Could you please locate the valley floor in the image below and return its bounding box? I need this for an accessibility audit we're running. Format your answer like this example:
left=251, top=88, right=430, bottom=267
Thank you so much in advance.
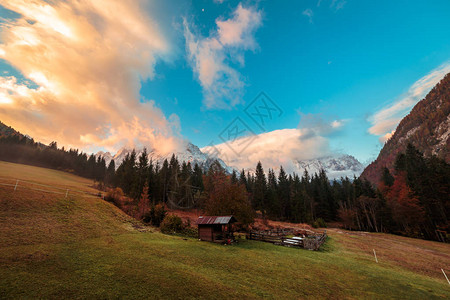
left=0, top=161, right=449, bottom=299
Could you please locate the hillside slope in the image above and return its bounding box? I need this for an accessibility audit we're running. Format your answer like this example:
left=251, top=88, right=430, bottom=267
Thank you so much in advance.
left=0, top=161, right=141, bottom=247
left=0, top=121, right=20, bottom=138
left=361, top=73, right=450, bottom=184
left=0, top=162, right=449, bottom=299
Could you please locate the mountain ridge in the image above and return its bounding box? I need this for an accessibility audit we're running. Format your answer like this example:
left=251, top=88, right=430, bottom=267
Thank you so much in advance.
left=95, top=143, right=232, bottom=173
left=361, top=72, right=450, bottom=184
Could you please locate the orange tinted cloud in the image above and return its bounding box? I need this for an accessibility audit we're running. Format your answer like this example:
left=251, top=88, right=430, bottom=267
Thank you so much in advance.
left=0, top=0, right=182, bottom=154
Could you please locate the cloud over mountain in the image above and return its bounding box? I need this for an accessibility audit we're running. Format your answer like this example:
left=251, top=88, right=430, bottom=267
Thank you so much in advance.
left=202, top=114, right=348, bottom=175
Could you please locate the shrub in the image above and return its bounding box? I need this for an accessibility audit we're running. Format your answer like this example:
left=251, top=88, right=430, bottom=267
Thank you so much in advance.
left=142, top=203, right=167, bottom=226
left=160, top=215, right=184, bottom=234
left=182, top=225, right=198, bottom=238
left=317, top=218, right=327, bottom=228
left=105, top=187, right=124, bottom=207
left=312, top=218, right=327, bottom=228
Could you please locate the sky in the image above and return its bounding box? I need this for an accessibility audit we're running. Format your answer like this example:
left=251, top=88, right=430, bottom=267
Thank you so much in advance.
left=0, top=0, right=449, bottom=169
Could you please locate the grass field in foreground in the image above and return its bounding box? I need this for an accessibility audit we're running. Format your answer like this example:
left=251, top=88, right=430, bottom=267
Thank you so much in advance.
left=0, top=161, right=449, bottom=299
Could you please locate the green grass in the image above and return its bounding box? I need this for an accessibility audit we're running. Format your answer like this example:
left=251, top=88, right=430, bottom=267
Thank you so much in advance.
left=1, top=162, right=449, bottom=299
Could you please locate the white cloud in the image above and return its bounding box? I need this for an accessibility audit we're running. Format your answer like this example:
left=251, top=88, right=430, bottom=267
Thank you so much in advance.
left=302, top=9, right=314, bottom=23
left=203, top=128, right=331, bottom=174
left=330, top=0, right=347, bottom=11
left=202, top=115, right=345, bottom=174
left=298, top=112, right=345, bottom=137
left=0, top=0, right=184, bottom=155
left=369, top=62, right=450, bottom=143
left=184, top=3, right=262, bottom=109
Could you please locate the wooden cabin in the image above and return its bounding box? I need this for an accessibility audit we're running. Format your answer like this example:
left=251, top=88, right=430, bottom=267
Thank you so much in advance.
left=196, top=215, right=237, bottom=243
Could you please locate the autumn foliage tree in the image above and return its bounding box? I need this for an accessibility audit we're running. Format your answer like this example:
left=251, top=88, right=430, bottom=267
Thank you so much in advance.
left=385, top=172, right=425, bottom=236
left=203, top=162, right=254, bottom=227
left=376, top=144, right=449, bottom=240
left=137, top=185, right=151, bottom=220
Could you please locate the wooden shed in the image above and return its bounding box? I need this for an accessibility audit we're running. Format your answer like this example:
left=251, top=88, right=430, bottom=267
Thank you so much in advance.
left=196, top=215, right=237, bottom=243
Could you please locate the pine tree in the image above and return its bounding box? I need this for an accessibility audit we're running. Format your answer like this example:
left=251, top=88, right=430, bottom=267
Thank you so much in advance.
left=160, top=159, right=169, bottom=203
left=277, top=166, right=290, bottom=220
left=381, top=167, right=394, bottom=187
left=266, top=169, right=279, bottom=218
left=230, top=169, right=238, bottom=184
left=133, top=148, right=149, bottom=199
left=87, top=154, right=96, bottom=179
left=253, top=161, right=267, bottom=212
left=105, top=160, right=115, bottom=186
left=239, top=169, right=247, bottom=190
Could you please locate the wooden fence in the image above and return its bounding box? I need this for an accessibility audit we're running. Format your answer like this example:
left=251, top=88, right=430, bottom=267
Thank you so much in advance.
left=247, top=230, right=327, bottom=251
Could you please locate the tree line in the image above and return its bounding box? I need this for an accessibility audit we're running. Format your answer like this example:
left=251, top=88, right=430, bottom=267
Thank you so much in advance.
left=109, top=144, right=449, bottom=241
left=0, top=134, right=109, bottom=181
left=1, top=132, right=448, bottom=241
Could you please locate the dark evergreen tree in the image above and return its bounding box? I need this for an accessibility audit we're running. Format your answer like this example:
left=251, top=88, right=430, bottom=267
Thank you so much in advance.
left=253, top=161, right=267, bottom=212
left=105, top=160, right=115, bottom=186
left=230, top=169, right=238, bottom=184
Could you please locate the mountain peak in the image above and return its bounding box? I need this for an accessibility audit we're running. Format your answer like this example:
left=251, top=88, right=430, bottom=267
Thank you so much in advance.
left=96, top=142, right=231, bottom=172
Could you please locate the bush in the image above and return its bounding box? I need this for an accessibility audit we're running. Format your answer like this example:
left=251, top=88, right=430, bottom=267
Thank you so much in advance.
left=142, top=203, right=167, bottom=226
left=317, top=218, right=327, bottom=228
left=312, top=218, right=327, bottom=228
left=182, top=226, right=198, bottom=238
left=105, top=187, right=124, bottom=207
left=160, top=215, right=184, bottom=234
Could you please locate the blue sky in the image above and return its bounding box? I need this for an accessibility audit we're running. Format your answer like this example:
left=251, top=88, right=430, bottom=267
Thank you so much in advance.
left=1, top=0, right=449, bottom=166
left=141, top=0, right=450, bottom=163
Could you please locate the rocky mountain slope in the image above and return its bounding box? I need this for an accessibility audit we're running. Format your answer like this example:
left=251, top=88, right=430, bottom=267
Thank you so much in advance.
left=361, top=72, right=450, bottom=184
left=294, top=155, right=364, bottom=180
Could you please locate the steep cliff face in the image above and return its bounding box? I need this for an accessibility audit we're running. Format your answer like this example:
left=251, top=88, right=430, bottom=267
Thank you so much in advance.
left=361, top=73, right=450, bottom=184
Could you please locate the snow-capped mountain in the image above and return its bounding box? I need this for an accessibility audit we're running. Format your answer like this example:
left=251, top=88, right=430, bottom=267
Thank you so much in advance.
left=200, top=127, right=365, bottom=180
left=294, top=154, right=365, bottom=180
left=96, top=142, right=231, bottom=172
left=96, top=139, right=364, bottom=180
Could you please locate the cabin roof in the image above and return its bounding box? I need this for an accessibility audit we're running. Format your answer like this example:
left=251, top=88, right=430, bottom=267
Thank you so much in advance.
left=196, top=215, right=237, bottom=225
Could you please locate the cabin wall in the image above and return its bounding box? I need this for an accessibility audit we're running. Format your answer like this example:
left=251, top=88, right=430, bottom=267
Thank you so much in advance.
left=198, top=226, right=213, bottom=241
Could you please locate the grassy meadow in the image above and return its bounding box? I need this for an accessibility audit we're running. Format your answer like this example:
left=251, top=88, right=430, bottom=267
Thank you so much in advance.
left=0, top=161, right=449, bottom=299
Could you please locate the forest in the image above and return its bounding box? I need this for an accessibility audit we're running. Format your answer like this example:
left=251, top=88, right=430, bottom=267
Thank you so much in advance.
left=0, top=131, right=448, bottom=241
left=0, top=132, right=111, bottom=182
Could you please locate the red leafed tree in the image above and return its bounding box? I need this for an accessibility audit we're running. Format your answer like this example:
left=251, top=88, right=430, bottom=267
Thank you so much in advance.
left=137, top=185, right=151, bottom=220
left=338, top=206, right=358, bottom=230
left=203, top=164, right=254, bottom=227
left=385, top=172, right=425, bottom=234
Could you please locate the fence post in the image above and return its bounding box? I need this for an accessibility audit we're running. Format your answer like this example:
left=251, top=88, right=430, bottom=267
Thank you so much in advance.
left=442, top=269, right=450, bottom=285
left=14, top=180, right=19, bottom=191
